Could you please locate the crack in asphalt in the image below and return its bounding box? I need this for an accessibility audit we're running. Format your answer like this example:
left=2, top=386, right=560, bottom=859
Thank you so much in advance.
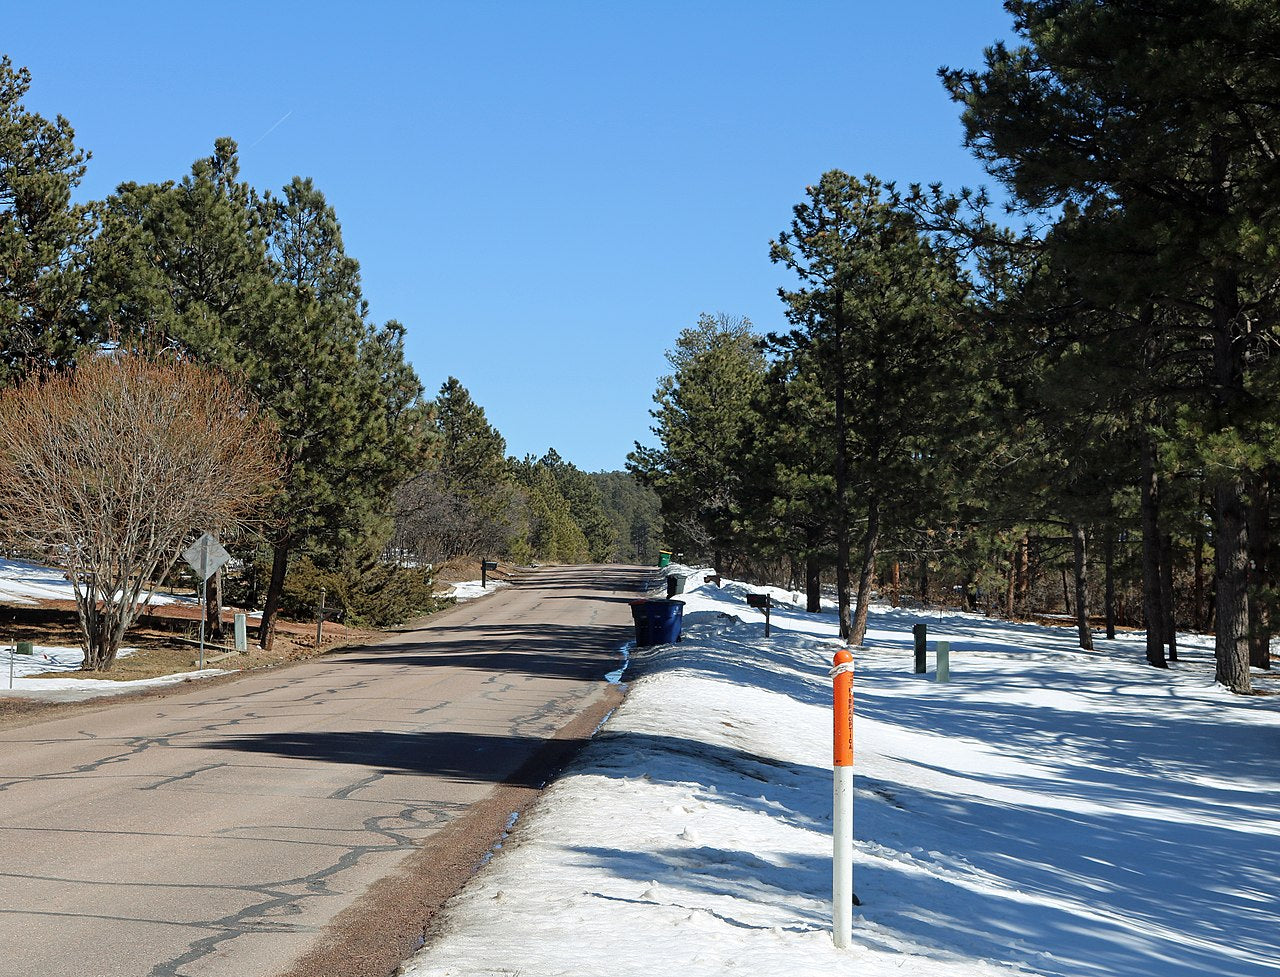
left=148, top=803, right=445, bottom=977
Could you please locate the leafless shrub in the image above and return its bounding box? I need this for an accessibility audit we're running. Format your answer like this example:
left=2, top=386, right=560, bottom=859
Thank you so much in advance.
left=392, top=471, right=523, bottom=563
left=0, top=353, right=280, bottom=669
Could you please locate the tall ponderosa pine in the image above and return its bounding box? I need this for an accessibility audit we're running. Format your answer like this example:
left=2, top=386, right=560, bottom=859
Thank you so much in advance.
left=254, top=176, right=424, bottom=645
left=770, top=172, right=969, bottom=645
left=0, top=57, right=95, bottom=384
left=737, top=347, right=836, bottom=612
left=944, top=0, right=1280, bottom=691
left=89, top=138, right=271, bottom=361
left=628, top=313, right=765, bottom=570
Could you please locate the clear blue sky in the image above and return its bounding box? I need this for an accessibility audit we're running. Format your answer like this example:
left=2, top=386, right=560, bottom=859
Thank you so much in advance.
left=7, top=1, right=1013, bottom=472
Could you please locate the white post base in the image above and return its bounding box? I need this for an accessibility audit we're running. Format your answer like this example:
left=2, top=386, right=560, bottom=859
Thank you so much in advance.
left=833, top=764, right=854, bottom=947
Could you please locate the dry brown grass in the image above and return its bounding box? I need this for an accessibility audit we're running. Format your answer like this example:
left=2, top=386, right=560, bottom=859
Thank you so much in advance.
left=3, top=611, right=384, bottom=683
left=0, top=610, right=395, bottom=728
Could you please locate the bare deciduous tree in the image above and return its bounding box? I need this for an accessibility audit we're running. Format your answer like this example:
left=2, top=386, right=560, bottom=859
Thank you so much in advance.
left=0, top=353, right=279, bottom=670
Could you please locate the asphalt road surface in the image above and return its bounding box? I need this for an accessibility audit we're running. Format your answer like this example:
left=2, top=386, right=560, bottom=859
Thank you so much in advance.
left=0, top=564, right=646, bottom=977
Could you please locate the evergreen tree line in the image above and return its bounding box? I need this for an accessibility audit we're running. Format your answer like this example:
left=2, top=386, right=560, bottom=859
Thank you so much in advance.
left=0, top=55, right=657, bottom=643
left=630, top=1, right=1280, bottom=694
left=391, top=376, right=661, bottom=568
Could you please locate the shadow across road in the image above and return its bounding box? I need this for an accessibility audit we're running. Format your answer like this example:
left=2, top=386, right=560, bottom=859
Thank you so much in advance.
left=342, top=621, right=636, bottom=682
left=198, top=729, right=587, bottom=788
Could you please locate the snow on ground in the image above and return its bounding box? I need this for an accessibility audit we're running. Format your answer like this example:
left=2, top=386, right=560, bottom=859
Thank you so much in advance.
left=444, top=579, right=510, bottom=603
left=0, top=556, right=195, bottom=607
left=0, top=644, right=229, bottom=701
left=402, top=566, right=1280, bottom=977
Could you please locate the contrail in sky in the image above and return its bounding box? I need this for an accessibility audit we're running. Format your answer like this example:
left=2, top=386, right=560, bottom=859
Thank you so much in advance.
left=249, top=110, right=293, bottom=148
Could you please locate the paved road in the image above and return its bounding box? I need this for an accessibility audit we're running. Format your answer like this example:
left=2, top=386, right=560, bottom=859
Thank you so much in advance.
left=0, top=564, right=645, bottom=977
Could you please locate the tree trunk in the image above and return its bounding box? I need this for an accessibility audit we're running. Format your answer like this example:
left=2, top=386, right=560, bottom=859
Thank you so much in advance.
left=258, top=540, right=291, bottom=650
left=1071, top=521, right=1093, bottom=650
left=805, top=553, right=822, bottom=613
left=1005, top=543, right=1017, bottom=619
left=1104, top=529, right=1116, bottom=641
left=1248, top=470, right=1272, bottom=670
left=918, top=555, right=929, bottom=604
left=1061, top=567, right=1071, bottom=616
left=1207, top=178, right=1251, bottom=692
left=890, top=560, right=900, bottom=608
left=1018, top=534, right=1031, bottom=614
left=1194, top=479, right=1207, bottom=631
left=836, top=541, right=853, bottom=641
left=833, top=299, right=853, bottom=643
left=206, top=568, right=224, bottom=642
left=850, top=497, right=880, bottom=647
left=1160, top=532, right=1177, bottom=662
left=1140, top=434, right=1167, bottom=668
left=1215, top=478, right=1252, bottom=691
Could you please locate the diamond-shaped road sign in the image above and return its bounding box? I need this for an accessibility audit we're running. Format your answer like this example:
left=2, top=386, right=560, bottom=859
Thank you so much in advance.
left=183, top=532, right=231, bottom=582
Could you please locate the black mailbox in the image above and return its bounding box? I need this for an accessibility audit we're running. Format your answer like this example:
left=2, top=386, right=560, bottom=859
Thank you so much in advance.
left=746, top=592, right=773, bottom=636
left=482, top=561, right=498, bottom=571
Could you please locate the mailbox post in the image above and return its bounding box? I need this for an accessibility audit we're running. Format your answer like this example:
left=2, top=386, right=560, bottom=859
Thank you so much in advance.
left=746, top=592, right=773, bottom=637
left=481, top=560, right=498, bottom=589
left=315, top=588, right=342, bottom=646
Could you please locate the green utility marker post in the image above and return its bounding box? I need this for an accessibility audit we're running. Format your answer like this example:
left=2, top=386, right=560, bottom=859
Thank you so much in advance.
left=912, top=623, right=927, bottom=674
left=936, top=640, right=951, bottom=682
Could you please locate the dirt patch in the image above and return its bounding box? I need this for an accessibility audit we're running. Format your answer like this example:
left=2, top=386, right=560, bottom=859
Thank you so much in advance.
left=431, top=556, right=518, bottom=588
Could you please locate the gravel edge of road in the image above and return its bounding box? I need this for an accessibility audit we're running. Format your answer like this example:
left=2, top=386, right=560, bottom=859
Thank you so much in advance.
left=275, top=682, right=627, bottom=977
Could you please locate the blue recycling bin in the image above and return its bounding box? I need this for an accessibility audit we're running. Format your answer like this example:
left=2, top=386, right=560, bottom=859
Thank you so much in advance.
left=629, top=599, right=685, bottom=647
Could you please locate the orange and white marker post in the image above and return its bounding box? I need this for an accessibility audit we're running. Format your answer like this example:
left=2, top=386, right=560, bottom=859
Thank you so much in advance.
left=831, top=647, right=855, bottom=948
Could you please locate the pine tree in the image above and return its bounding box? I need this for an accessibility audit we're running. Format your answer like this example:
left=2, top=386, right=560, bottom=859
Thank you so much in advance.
left=770, top=172, right=970, bottom=645
left=252, top=176, right=425, bottom=645
left=736, top=348, right=836, bottom=611
left=395, top=377, right=518, bottom=561
left=0, top=57, right=95, bottom=384
left=944, top=0, right=1280, bottom=691
left=628, top=313, right=765, bottom=570
left=88, top=137, right=271, bottom=362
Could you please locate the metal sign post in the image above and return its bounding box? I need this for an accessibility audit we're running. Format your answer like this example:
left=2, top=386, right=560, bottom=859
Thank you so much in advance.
left=182, top=533, right=231, bottom=670
left=317, top=588, right=326, bottom=647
